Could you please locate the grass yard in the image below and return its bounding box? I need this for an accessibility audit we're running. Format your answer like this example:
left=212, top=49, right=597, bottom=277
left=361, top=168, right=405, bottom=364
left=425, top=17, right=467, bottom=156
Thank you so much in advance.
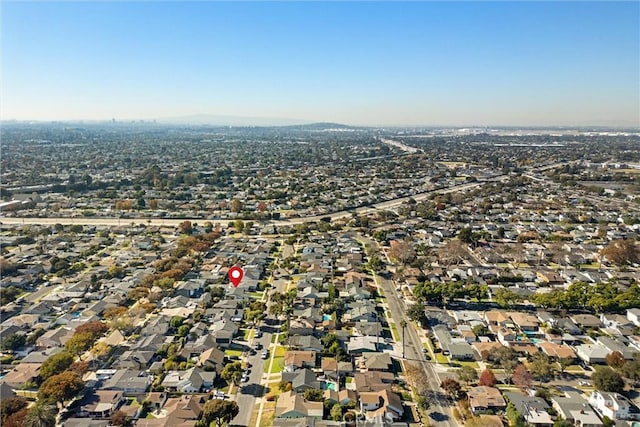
left=274, top=346, right=286, bottom=357
left=268, top=357, right=284, bottom=374
left=225, top=349, right=243, bottom=358
left=435, top=353, right=449, bottom=364
left=389, top=322, right=399, bottom=341
left=455, top=360, right=479, bottom=369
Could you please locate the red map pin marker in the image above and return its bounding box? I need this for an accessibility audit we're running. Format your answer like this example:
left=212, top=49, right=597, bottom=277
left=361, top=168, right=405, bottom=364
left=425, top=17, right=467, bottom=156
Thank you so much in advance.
left=228, top=266, right=244, bottom=288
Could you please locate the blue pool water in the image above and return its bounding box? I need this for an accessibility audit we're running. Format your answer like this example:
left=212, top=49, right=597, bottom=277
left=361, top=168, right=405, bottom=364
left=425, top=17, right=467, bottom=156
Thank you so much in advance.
left=321, top=381, right=337, bottom=391
left=323, top=314, right=332, bottom=321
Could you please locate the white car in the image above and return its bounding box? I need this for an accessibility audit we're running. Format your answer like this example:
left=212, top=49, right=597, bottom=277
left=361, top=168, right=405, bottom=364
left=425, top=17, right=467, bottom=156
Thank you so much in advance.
left=261, top=350, right=268, bottom=359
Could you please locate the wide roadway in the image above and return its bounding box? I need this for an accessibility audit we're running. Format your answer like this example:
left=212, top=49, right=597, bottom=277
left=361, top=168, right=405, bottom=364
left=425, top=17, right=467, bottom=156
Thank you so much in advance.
left=358, top=234, right=457, bottom=427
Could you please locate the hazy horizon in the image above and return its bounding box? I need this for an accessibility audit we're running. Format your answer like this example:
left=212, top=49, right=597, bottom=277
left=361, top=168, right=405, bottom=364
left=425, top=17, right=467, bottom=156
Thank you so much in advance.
left=2, top=1, right=639, bottom=127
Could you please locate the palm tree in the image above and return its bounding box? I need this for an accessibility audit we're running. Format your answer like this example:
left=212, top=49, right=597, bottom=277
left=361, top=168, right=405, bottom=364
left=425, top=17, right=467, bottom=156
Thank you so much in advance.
left=23, top=403, right=57, bottom=427
left=400, top=319, right=407, bottom=359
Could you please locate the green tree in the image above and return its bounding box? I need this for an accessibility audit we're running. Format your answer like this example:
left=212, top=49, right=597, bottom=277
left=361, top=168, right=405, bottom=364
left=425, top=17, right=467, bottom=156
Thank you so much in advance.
left=506, top=402, right=526, bottom=427
left=64, top=332, right=95, bottom=358
left=330, top=403, right=344, bottom=421
left=38, top=371, right=84, bottom=405
left=620, top=358, right=640, bottom=383
left=40, top=351, right=74, bottom=380
left=200, top=399, right=240, bottom=427
left=365, top=254, right=384, bottom=273
left=1, top=333, right=26, bottom=351
left=440, top=378, right=462, bottom=400
left=529, top=353, right=556, bottom=383
left=221, top=362, right=243, bottom=385
left=472, top=324, right=490, bottom=337
left=416, top=395, right=430, bottom=411
left=493, top=288, right=523, bottom=309
left=170, top=316, right=185, bottom=329
left=22, top=403, right=57, bottom=427
left=177, top=325, right=191, bottom=337
left=592, top=367, right=625, bottom=393
left=407, top=304, right=427, bottom=323
left=558, top=358, right=573, bottom=377
left=488, top=346, right=519, bottom=380
left=303, top=388, right=324, bottom=402
left=456, top=366, right=478, bottom=386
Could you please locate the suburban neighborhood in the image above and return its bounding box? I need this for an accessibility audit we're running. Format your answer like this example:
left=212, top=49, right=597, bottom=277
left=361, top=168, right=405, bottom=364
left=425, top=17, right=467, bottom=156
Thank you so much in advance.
left=1, top=123, right=639, bottom=427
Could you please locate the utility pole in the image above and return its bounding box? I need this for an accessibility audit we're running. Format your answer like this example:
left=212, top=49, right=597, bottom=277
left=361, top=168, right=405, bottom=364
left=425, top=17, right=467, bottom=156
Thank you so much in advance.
left=400, top=319, right=407, bottom=359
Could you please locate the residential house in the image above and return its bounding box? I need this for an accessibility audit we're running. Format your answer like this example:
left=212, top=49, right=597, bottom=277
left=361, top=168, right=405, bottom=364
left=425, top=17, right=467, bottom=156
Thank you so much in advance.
left=197, top=347, right=226, bottom=374
left=574, top=344, right=609, bottom=364
left=472, top=341, right=505, bottom=361
left=357, top=352, right=393, bottom=372
left=551, top=392, right=603, bottom=427
left=556, top=317, right=583, bottom=335
left=210, top=318, right=238, bottom=348
left=101, top=369, right=153, bottom=396
left=288, top=318, right=315, bottom=336
left=78, top=390, right=125, bottom=419
left=180, top=334, right=218, bottom=360
left=588, top=391, right=633, bottom=421
left=161, top=367, right=214, bottom=393
left=1, top=363, right=40, bottom=389
left=284, top=351, right=317, bottom=372
left=114, top=350, right=156, bottom=370
left=433, top=324, right=476, bottom=360
left=347, top=336, right=379, bottom=354
left=600, top=313, right=633, bottom=329
left=140, top=316, right=170, bottom=337
left=467, top=386, right=507, bottom=415
left=537, top=342, right=576, bottom=361
left=495, top=327, right=517, bottom=346
left=570, top=314, right=601, bottom=329
left=288, top=335, right=323, bottom=352
left=508, top=312, right=540, bottom=333
left=149, top=394, right=206, bottom=426
left=359, top=389, right=404, bottom=421
left=485, top=311, right=512, bottom=328
left=627, top=308, right=640, bottom=326
left=504, top=392, right=553, bottom=427
left=274, top=390, right=323, bottom=419
left=596, top=336, right=638, bottom=360
left=36, top=326, right=74, bottom=349
left=320, top=358, right=354, bottom=380
left=175, top=280, right=204, bottom=299
left=352, top=371, right=394, bottom=392
left=281, top=368, right=321, bottom=393
left=353, top=321, right=383, bottom=338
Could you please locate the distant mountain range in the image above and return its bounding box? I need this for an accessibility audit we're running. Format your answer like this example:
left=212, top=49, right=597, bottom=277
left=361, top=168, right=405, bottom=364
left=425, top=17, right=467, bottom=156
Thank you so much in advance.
left=157, top=114, right=311, bottom=127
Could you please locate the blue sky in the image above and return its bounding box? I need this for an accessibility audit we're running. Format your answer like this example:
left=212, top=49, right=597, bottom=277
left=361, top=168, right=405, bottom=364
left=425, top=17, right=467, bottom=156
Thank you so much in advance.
left=2, top=1, right=638, bottom=126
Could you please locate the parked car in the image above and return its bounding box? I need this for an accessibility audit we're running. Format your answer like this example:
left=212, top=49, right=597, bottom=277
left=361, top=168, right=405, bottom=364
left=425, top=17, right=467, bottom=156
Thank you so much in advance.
left=255, top=330, right=263, bottom=338
left=261, top=350, right=268, bottom=359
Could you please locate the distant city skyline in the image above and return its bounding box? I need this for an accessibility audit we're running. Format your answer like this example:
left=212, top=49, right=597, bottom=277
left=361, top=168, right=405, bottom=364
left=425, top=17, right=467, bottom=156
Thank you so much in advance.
left=2, top=1, right=638, bottom=127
